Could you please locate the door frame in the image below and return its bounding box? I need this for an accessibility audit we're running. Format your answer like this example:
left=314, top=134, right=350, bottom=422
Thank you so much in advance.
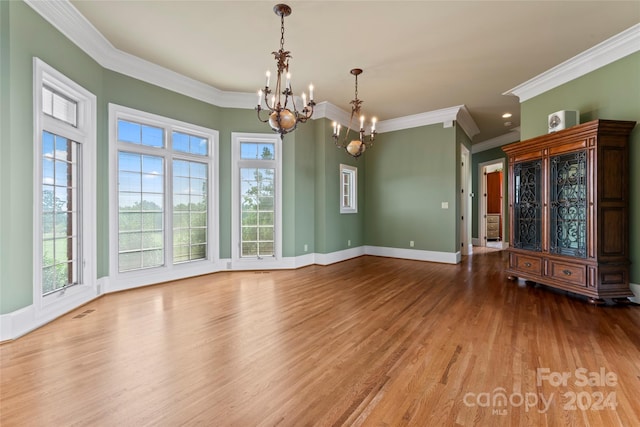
left=478, top=158, right=508, bottom=249
left=460, top=145, right=472, bottom=255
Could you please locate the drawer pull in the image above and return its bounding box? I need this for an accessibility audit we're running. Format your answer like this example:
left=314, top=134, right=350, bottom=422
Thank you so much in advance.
left=562, top=269, right=572, bottom=276
left=524, top=262, right=532, bottom=267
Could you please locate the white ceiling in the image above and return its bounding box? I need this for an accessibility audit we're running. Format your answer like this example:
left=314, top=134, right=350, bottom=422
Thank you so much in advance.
left=68, top=0, right=640, bottom=143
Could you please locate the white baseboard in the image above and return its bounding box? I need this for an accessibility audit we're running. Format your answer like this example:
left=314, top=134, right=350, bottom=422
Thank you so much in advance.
left=364, top=245, right=460, bottom=264
left=315, top=247, right=365, bottom=266
left=464, top=243, right=473, bottom=256
left=0, top=305, right=35, bottom=342
left=630, top=282, right=640, bottom=303
left=0, top=278, right=106, bottom=342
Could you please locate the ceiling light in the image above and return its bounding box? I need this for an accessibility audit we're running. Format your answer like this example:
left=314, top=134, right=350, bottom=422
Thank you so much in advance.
left=332, top=68, right=377, bottom=158
left=502, top=113, right=512, bottom=118
left=256, top=4, right=315, bottom=138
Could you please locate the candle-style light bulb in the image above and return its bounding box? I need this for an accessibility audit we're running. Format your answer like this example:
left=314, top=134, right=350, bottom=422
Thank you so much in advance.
left=309, top=84, right=314, bottom=101
left=371, top=117, right=377, bottom=132
left=257, top=90, right=263, bottom=107
left=332, top=121, right=337, bottom=135
left=337, top=124, right=341, bottom=136
left=286, top=72, right=291, bottom=89
left=360, top=115, right=365, bottom=129
left=302, top=92, right=307, bottom=107
left=265, top=70, right=271, bottom=87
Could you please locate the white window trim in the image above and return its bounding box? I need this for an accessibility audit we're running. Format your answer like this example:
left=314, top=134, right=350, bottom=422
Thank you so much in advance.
left=108, top=104, right=220, bottom=292
left=340, top=164, right=358, bottom=214
left=33, top=58, right=97, bottom=316
left=231, top=132, right=282, bottom=269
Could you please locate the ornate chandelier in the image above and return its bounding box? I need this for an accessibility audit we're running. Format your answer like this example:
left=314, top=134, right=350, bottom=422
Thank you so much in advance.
left=256, top=4, right=315, bottom=138
left=332, top=68, right=377, bottom=158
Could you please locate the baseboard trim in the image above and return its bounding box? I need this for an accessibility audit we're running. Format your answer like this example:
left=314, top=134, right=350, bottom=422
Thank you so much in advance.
left=365, top=246, right=459, bottom=264
left=315, top=247, right=366, bottom=266
left=0, top=290, right=102, bottom=343
left=630, top=282, right=640, bottom=303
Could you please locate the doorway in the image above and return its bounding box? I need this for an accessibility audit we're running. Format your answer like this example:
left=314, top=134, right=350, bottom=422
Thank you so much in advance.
left=478, top=159, right=508, bottom=249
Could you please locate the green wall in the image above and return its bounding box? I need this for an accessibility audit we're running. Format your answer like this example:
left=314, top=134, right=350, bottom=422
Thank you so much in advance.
left=315, top=118, right=366, bottom=254
left=0, top=0, right=10, bottom=314
left=520, top=52, right=640, bottom=283
left=364, top=124, right=458, bottom=253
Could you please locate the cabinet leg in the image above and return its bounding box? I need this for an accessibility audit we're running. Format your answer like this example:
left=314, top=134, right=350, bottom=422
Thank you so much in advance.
left=588, top=297, right=606, bottom=305
left=507, top=275, right=518, bottom=281
left=524, top=280, right=537, bottom=286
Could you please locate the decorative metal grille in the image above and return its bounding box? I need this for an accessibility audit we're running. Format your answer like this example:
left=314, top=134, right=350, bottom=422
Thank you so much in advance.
left=550, top=150, right=587, bottom=258
left=513, top=160, right=542, bottom=251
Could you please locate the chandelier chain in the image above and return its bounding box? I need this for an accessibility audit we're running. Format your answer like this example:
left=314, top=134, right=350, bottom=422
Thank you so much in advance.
left=354, top=74, right=358, bottom=102
left=280, top=14, right=285, bottom=53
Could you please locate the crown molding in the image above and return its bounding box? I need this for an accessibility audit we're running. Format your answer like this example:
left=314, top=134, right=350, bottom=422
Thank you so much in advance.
left=471, top=128, right=520, bottom=154
left=456, top=105, right=480, bottom=140
left=312, top=102, right=352, bottom=127
left=504, top=23, right=640, bottom=102
left=24, top=0, right=258, bottom=109
left=377, top=105, right=463, bottom=134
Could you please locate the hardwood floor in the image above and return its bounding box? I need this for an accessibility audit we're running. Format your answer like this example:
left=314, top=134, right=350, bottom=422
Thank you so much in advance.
left=2, top=251, right=639, bottom=426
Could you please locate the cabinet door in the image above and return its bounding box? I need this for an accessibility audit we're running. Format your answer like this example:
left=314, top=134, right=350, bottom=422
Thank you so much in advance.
left=549, top=150, right=587, bottom=258
left=513, top=160, right=542, bottom=251
left=486, top=171, right=502, bottom=214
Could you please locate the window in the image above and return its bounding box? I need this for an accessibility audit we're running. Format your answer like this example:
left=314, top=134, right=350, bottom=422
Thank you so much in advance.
left=173, top=158, right=208, bottom=263
left=41, top=132, right=81, bottom=294
left=110, top=105, right=218, bottom=284
left=34, top=58, right=97, bottom=307
left=231, top=133, right=281, bottom=265
left=340, top=164, right=357, bottom=213
left=117, top=151, right=165, bottom=271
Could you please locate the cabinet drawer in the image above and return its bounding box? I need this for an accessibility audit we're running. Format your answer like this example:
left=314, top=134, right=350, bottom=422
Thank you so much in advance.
left=487, top=215, right=500, bottom=224
left=487, top=223, right=499, bottom=232
left=549, top=260, right=587, bottom=287
left=511, top=254, right=542, bottom=276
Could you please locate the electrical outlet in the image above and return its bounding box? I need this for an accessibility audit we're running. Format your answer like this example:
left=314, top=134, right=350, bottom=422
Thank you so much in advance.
left=442, top=202, right=449, bottom=209
left=304, top=244, right=308, bottom=252
left=226, top=261, right=232, bottom=269
left=348, top=240, right=351, bottom=247
left=410, top=241, right=414, bottom=247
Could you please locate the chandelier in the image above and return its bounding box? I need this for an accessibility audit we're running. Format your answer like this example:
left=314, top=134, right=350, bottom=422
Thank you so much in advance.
left=332, top=68, right=377, bottom=158
left=256, top=4, right=315, bottom=138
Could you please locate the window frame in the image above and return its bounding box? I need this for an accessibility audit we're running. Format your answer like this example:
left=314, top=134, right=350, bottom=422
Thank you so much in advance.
left=33, top=58, right=97, bottom=312
left=231, top=133, right=282, bottom=269
left=340, top=164, right=358, bottom=214
left=108, top=104, right=219, bottom=291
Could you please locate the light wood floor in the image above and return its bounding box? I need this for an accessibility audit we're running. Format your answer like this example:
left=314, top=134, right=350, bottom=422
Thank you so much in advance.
left=2, top=251, right=639, bottom=426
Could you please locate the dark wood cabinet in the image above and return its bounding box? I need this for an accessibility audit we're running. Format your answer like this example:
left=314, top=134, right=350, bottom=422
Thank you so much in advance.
left=502, top=119, right=636, bottom=301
